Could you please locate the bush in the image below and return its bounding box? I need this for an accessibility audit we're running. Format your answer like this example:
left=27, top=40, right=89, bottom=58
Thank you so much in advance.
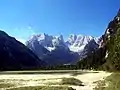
left=60, top=77, right=83, bottom=86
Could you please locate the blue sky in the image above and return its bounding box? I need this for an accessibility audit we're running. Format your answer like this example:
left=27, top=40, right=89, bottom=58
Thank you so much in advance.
left=0, top=0, right=120, bottom=43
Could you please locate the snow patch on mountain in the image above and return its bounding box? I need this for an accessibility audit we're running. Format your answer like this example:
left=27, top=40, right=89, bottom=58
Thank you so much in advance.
left=69, top=45, right=86, bottom=52
left=26, top=33, right=99, bottom=53
left=45, top=47, right=55, bottom=51
left=66, top=34, right=96, bottom=52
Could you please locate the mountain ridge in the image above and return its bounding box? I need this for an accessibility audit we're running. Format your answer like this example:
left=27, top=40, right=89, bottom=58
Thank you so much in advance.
left=0, top=30, right=45, bottom=70
left=26, top=33, right=99, bottom=66
left=26, top=33, right=99, bottom=52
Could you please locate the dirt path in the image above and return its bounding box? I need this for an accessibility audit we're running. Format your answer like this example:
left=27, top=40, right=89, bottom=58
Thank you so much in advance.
left=70, top=71, right=111, bottom=90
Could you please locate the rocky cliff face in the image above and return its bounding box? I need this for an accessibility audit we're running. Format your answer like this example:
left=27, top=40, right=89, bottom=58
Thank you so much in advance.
left=99, top=10, right=120, bottom=58
left=66, top=34, right=97, bottom=52
left=99, top=9, right=120, bottom=55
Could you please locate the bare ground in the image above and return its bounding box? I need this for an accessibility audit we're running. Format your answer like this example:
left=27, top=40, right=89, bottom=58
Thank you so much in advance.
left=0, top=70, right=111, bottom=90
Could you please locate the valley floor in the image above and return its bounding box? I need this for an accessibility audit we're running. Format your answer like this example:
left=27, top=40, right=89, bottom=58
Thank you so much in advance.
left=0, top=70, right=111, bottom=90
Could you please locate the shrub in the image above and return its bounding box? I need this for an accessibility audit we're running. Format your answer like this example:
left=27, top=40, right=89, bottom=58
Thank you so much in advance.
left=60, top=77, right=83, bottom=86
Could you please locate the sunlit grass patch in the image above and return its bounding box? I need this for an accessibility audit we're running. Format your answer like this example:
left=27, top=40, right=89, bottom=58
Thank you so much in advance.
left=0, top=83, right=14, bottom=88
left=60, top=77, right=84, bottom=86
left=7, top=86, right=75, bottom=90
left=94, top=73, right=120, bottom=90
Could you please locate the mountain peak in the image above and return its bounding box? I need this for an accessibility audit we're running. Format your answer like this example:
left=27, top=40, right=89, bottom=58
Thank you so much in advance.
left=26, top=33, right=98, bottom=53
left=55, top=35, right=64, bottom=41
left=0, top=30, right=9, bottom=37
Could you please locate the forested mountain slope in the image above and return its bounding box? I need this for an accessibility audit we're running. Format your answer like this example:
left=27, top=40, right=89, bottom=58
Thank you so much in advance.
left=77, top=9, right=120, bottom=71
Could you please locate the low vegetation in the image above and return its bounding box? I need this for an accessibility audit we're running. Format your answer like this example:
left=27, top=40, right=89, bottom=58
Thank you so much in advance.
left=7, top=86, right=75, bottom=90
left=0, top=83, right=14, bottom=88
left=60, top=77, right=83, bottom=86
left=94, top=73, right=120, bottom=90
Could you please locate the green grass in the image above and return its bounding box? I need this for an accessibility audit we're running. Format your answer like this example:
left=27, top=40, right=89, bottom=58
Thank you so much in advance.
left=7, top=86, right=75, bottom=90
left=0, top=83, right=14, bottom=88
left=94, top=73, right=120, bottom=90
left=60, top=77, right=84, bottom=86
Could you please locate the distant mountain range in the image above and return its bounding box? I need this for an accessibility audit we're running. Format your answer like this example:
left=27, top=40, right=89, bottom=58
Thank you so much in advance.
left=0, top=9, right=119, bottom=71
left=0, top=30, right=100, bottom=70
left=26, top=33, right=99, bottom=66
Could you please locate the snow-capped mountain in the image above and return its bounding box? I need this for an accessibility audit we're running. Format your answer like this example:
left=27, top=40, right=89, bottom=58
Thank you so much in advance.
left=26, top=33, right=99, bottom=66
left=66, top=34, right=96, bottom=52
left=26, top=33, right=68, bottom=51
left=26, top=33, right=98, bottom=52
